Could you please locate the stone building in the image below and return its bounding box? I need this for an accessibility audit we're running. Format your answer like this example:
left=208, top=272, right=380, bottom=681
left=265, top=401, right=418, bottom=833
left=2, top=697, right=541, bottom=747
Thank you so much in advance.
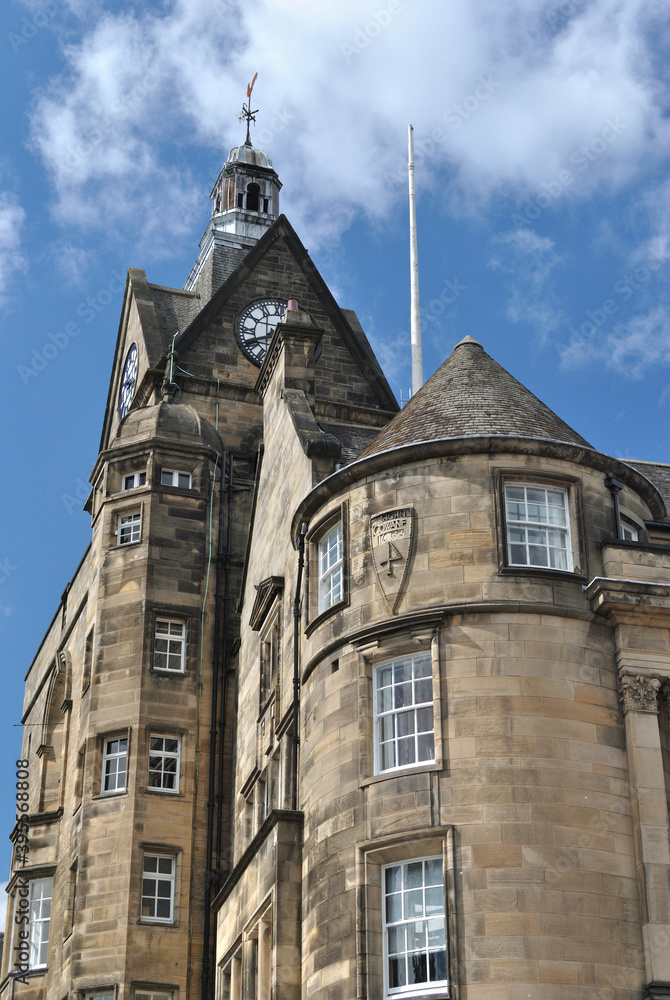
left=3, top=128, right=670, bottom=1000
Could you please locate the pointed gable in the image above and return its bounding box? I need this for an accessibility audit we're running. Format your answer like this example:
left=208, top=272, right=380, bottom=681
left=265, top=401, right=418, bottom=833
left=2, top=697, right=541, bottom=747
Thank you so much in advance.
left=174, top=215, right=398, bottom=413
left=359, top=336, right=591, bottom=459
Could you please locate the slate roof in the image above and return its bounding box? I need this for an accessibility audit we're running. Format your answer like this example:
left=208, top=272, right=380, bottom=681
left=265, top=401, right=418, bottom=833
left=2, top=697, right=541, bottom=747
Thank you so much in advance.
left=627, top=461, right=670, bottom=521
left=358, top=336, right=592, bottom=458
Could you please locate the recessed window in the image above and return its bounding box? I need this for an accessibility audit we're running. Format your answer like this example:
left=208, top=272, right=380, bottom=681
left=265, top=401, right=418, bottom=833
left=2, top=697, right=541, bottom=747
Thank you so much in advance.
left=374, top=653, right=435, bottom=774
left=621, top=521, right=639, bottom=542
left=148, top=736, right=180, bottom=793
left=142, top=854, right=175, bottom=923
left=28, top=876, right=53, bottom=969
left=161, top=469, right=191, bottom=488
left=154, top=620, right=186, bottom=672
left=102, top=736, right=127, bottom=793
left=383, top=858, right=447, bottom=997
left=504, top=483, right=572, bottom=571
left=123, top=471, right=146, bottom=490
left=260, top=610, right=280, bottom=708
left=318, top=522, right=343, bottom=613
left=136, top=992, right=173, bottom=1000
left=117, top=511, right=141, bottom=546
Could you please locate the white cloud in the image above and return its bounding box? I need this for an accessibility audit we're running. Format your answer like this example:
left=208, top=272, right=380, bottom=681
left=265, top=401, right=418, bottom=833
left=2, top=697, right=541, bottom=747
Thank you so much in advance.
left=0, top=191, right=27, bottom=303
left=27, top=0, right=670, bottom=252
left=559, top=304, right=670, bottom=377
left=490, top=228, right=566, bottom=339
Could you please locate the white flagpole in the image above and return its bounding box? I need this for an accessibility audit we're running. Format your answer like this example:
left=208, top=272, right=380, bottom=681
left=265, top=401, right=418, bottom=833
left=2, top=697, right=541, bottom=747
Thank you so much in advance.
left=408, top=124, right=423, bottom=397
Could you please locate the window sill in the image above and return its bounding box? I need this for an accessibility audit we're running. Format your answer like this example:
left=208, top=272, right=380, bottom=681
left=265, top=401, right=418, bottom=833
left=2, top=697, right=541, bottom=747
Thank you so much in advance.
left=93, top=790, right=128, bottom=801
left=145, top=787, right=182, bottom=797
left=361, top=762, right=441, bottom=788
left=499, top=565, right=587, bottom=582
left=138, top=918, right=178, bottom=928
left=305, top=597, right=349, bottom=637
left=150, top=668, right=187, bottom=678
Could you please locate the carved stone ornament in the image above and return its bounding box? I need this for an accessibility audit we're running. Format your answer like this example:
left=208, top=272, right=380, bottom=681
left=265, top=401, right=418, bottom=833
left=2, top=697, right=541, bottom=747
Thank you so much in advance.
left=619, top=673, right=661, bottom=714
left=369, top=507, right=414, bottom=613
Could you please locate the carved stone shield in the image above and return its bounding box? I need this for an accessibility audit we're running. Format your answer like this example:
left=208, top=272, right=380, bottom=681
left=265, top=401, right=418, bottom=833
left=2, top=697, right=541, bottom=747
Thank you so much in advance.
left=370, top=507, right=414, bottom=612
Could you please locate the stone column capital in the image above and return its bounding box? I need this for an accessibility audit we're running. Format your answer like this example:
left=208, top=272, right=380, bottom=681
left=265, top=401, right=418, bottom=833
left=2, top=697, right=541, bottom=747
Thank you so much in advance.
left=619, top=672, right=661, bottom=714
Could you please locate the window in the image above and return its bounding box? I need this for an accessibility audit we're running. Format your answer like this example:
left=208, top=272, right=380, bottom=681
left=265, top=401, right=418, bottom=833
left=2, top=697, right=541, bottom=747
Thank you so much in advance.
left=154, top=620, right=186, bottom=672
left=161, top=469, right=191, bottom=488
left=29, top=876, right=53, bottom=969
left=136, top=993, right=173, bottom=1000
left=504, top=483, right=572, bottom=571
left=123, top=471, right=146, bottom=490
left=259, top=611, right=280, bottom=708
left=374, top=653, right=435, bottom=773
left=318, top=521, right=343, bottom=613
left=148, top=736, right=180, bottom=792
left=621, top=521, right=639, bottom=541
left=102, top=736, right=127, bottom=793
left=383, top=858, right=447, bottom=997
left=141, top=854, right=175, bottom=922
left=83, top=628, right=93, bottom=693
left=117, top=511, right=141, bottom=545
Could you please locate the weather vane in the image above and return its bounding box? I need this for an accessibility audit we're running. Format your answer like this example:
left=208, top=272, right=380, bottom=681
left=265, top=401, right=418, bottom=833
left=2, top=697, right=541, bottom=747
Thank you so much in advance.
left=237, top=72, right=259, bottom=146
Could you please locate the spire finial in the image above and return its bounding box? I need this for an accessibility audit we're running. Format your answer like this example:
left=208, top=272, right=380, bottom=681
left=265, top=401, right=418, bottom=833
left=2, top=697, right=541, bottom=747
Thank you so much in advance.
left=237, top=72, right=259, bottom=147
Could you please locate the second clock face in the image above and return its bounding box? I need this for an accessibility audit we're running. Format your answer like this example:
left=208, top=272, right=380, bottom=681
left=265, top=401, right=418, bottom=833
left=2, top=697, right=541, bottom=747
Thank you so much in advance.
left=118, top=343, right=138, bottom=419
left=237, top=299, right=287, bottom=365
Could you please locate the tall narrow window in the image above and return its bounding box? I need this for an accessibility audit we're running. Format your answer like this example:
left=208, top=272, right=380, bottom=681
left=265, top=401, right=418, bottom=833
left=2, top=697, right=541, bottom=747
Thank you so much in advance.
left=505, top=483, right=571, bottom=570
left=318, top=522, right=343, bottom=613
left=259, top=611, right=280, bottom=708
left=29, top=876, right=53, bottom=969
left=148, top=736, right=180, bottom=792
left=142, top=854, right=175, bottom=922
left=154, top=620, right=186, bottom=672
left=383, top=858, right=447, bottom=997
left=102, top=736, right=127, bottom=793
left=83, top=629, right=93, bottom=692
left=117, top=511, right=141, bottom=546
left=374, top=653, right=435, bottom=773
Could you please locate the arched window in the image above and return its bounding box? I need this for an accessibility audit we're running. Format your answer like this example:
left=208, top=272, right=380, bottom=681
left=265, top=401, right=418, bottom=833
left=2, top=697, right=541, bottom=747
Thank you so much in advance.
left=246, top=183, right=260, bottom=211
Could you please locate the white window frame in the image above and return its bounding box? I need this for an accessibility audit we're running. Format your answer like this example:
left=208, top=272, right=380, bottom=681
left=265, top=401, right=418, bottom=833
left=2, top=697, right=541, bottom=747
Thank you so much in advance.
left=621, top=520, right=639, bottom=542
left=154, top=619, right=186, bottom=672
left=259, top=607, right=280, bottom=708
left=141, top=853, right=175, bottom=923
left=161, top=469, right=192, bottom=488
left=117, top=510, right=141, bottom=546
left=28, top=876, right=53, bottom=970
left=374, top=653, right=435, bottom=774
left=504, top=483, right=573, bottom=571
left=123, top=471, right=146, bottom=490
left=136, top=992, right=173, bottom=1000
left=317, top=521, right=343, bottom=613
left=102, top=736, right=128, bottom=793
left=148, top=735, right=181, bottom=793
left=382, top=857, right=448, bottom=998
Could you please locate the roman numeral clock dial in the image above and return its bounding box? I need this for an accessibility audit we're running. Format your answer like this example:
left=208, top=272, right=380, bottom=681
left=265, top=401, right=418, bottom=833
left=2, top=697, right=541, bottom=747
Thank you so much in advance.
left=236, top=299, right=287, bottom=365
left=118, top=342, right=138, bottom=419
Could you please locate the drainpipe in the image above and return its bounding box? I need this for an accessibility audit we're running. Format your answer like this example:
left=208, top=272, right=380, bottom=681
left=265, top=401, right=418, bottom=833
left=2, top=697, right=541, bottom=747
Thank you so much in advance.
left=215, top=453, right=234, bottom=878
left=202, top=450, right=227, bottom=1000
left=291, top=523, right=308, bottom=811
left=605, top=473, right=625, bottom=540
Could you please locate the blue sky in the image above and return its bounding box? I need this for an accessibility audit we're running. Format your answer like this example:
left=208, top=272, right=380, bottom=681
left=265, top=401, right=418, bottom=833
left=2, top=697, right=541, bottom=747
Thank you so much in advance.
left=0, top=0, right=669, bottom=882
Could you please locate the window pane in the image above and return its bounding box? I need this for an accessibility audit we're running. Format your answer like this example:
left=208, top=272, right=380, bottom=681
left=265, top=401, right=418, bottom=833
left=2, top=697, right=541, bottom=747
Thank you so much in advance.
left=375, top=655, right=435, bottom=774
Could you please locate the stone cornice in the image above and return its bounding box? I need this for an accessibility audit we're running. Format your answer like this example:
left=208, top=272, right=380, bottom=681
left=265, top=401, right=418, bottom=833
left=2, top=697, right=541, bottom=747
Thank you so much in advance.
left=584, top=576, right=670, bottom=625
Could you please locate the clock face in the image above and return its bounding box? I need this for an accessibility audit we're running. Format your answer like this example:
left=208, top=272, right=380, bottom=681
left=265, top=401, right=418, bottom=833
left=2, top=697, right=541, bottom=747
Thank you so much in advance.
left=118, top=343, right=138, bottom=419
left=237, top=299, right=287, bottom=365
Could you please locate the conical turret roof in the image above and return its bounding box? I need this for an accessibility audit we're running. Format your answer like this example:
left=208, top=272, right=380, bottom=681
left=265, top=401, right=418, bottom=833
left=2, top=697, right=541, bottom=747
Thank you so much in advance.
left=359, top=336, right=591, bottom=458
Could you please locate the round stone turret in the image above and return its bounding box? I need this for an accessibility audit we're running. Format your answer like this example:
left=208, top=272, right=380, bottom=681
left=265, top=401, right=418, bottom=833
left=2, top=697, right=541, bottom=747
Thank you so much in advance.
left=115, top=400, right=223, bottom=456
